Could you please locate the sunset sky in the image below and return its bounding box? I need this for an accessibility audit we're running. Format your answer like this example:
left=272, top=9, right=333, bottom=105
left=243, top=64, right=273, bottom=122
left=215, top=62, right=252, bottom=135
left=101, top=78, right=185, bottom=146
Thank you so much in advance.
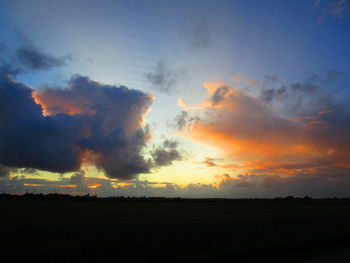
left=0, top=0, right=349, bottom=197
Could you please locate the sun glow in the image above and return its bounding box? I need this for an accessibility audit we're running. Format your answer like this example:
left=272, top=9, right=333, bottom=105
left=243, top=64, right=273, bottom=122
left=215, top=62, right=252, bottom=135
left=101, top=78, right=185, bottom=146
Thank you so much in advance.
left=87, top=183, right=101, bottom=189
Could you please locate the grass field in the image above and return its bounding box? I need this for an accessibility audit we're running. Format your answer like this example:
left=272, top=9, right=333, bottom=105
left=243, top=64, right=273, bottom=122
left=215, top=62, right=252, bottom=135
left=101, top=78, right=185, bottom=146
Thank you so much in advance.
left=1, top=195, right=350, bottom=262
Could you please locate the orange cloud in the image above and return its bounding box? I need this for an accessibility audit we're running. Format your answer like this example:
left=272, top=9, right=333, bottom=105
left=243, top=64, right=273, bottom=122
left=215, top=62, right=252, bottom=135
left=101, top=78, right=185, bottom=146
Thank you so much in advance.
left=178, top=82, right=240, bottom=111
left=32, top=90, right=96, bottom=116
left=178, top=80, right=350, bottom=178
left=56, top=184, right=77, bottom=188
left=23, top=183, right=44, bottom=187
left=112, top=182, right=133, bottom=188
left=87, top=183, right=101, bottom=189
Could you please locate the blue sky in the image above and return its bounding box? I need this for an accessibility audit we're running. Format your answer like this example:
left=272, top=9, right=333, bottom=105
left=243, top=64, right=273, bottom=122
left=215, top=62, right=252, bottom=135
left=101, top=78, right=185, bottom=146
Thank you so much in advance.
left=0, top=0, right=349, bottom=197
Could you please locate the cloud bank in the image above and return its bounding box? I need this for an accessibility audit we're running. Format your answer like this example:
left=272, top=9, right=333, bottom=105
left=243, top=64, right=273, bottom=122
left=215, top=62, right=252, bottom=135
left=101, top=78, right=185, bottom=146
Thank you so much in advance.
left=3, top=172, right=350, bottom=198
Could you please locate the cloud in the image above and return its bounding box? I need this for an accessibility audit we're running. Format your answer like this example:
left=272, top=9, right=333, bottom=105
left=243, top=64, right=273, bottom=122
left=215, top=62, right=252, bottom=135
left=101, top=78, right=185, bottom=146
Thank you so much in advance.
left=20, top=168, right=38, bottom=175
left=173, top=111, right=200, bottom=131
left=314, top=0, right=350, bottom=20
left=261, top=85, right=286, bottom=102
left=0, top=165, right=36, bottom=178
left=0, top=74, right=82, bottom=173
left=0, top=165, right=17, bottom=178
left=331, top=0, right=350, bottom=17
left=3, top=171, right=350, bottom=198
left=260, top=71, right=342, bottom=116
left=215, top=172, right=350, bottom=198
left=0, top=34, right=72, bottom=75
left=151, top=140, right=183, bottom=166
left=0, top=72, right=159, bottom=179
left=145, top=60, right=184, bottom=93
left=16, top=46, right=72, bottom=70
left=177, top=73, right=350, bottom=184
left=198, top=157, right=219, bottom=167
left=70, top=170, right=85, bottom=185
left=0, top=175, right=115, bottom=195
left=183, top=17, right=213, bottom=49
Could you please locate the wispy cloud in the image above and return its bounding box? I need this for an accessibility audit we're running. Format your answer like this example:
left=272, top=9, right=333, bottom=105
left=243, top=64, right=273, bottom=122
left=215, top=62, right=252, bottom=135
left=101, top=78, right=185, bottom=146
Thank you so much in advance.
left=145, top=60, right=185, bottom=93
left=314, top=0, right=350, bottom=20
left=16, top=46, right=72, bottom=70
left=182, top=17, right=213, bottom=49
left=0, top=34, right=73, bottom=74
left=173, top=111, right=200, bottom=131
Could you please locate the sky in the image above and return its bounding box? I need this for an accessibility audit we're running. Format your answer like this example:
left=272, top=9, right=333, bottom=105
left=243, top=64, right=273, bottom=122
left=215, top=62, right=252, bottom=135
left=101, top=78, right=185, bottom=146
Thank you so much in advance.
left=0, top=0, right=349, bottom=198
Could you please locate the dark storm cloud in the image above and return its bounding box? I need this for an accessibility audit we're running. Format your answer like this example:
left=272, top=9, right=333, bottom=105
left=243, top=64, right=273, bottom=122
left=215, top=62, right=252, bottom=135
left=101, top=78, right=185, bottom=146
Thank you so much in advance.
left=0, top=165, right=36, bottom=178
left=16, top=46, right=72, bottom=70
left=0, top=72, right=159, bottom=179
left=151, top=140, right=183, bottom=166
left=85, top=128, right=152, bottom=179
left=0, top=165, right=17, bottom=177
left=35, top=75, right=155, bottom=179
left=145, top=60, right=184, bottom=93
left=0, top=74, right=82, bottom=173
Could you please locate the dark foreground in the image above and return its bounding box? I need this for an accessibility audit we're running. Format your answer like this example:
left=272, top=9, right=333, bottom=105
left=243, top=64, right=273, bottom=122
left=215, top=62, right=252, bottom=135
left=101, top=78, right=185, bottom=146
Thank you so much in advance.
left=1, top=194, right=350, bottom=262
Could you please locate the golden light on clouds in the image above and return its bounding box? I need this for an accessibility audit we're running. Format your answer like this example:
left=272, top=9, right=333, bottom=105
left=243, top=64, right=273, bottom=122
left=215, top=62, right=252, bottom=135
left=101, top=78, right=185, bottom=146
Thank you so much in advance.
left=32, top=90, right=96, bottom=116
left=56, top=185, right=77, bottom=188
left=87, top=183, right=101, bottom=189
left=23, top=183, right=44, bottom=187
left=177, top=80, right=350, bottom=178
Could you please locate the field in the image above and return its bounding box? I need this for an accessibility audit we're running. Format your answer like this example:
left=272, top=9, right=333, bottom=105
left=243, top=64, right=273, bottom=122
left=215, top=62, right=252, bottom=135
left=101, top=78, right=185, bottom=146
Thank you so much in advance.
left=1, top=195, right=350, bottom=262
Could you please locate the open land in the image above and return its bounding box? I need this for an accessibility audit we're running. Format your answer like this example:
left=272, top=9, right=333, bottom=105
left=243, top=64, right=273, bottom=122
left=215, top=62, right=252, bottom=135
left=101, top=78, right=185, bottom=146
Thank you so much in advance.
left=1, top=195, right=350, bottom=262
